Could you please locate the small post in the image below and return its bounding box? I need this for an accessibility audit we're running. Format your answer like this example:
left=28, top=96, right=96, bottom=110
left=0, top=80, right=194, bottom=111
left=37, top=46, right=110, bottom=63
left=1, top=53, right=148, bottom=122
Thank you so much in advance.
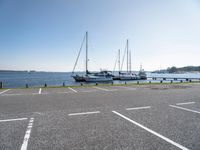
left=26, top=84, right=28, bottom=88
left=44, top=83, right=47, bottom=87
left=80, top=83, right=83, bottom=86
left=180, top=80, right=183, bottom=83
left=149, top=81, right=151, bottom=84
left=0, top=81, right=2, bottom=89
left=160, top=80, right=163, bottom=83
left=189, top=79, right=192, bottom=82
left=137, top=81, right=139, bottom=84
left=111, top=82, right=113, bottom=85
left=63, top=82, right=65, bottom=87
left=186, top=78, right=188, bottom=82
left=96, top=82, right=98, bottom=86
left=171, top=80, right=173, bottom=83
left=125, top=82, right=127, bottom=85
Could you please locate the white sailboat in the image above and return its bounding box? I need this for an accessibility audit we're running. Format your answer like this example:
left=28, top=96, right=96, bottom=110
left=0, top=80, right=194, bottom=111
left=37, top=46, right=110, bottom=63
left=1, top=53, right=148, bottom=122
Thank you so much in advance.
left=118, top=39, right=140, bottom=80
left=71, top=32, right=113, bottom=82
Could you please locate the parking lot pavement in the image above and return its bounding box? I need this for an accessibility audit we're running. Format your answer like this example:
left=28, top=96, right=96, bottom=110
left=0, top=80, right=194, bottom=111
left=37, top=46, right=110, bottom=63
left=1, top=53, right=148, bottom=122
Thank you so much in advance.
left=26, top=109, right=182, bottom=150
left=0, top=118, right=28, bottom=150
left=0, top=83, right=200, bottom=149
left=116, top=103, right=200, bottom=150
left=41, top=87, right=74, bottom=94
left=71, top=87, right=98, bottom=93
left=1, top=89, right=39, bottom=96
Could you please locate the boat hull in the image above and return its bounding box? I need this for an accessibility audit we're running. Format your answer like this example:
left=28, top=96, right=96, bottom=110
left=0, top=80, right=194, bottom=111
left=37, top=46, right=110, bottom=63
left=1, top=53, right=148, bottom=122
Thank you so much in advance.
left=72, top=75, right=86, bottom=82
left=85, top=76, right=113, bottom=82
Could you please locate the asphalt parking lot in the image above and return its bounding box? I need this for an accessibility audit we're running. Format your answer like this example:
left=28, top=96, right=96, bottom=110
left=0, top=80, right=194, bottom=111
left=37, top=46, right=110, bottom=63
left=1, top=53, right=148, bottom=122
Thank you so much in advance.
left=0, top=83, right=200, bottom=150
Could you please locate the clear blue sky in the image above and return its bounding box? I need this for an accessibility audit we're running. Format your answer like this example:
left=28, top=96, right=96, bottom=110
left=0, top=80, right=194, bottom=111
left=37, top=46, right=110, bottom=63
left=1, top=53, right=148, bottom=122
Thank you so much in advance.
left=0, top=0, right=200, bottom=72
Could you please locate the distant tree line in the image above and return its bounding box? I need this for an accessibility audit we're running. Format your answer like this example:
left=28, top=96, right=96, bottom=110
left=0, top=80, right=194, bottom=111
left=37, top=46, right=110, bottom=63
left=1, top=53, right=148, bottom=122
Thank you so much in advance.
left=167, top=66, right=200, bottom=73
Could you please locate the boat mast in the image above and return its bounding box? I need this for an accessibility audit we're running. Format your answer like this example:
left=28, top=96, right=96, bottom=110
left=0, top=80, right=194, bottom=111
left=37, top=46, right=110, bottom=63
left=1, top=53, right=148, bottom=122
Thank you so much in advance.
left=129, top=51, right=131, bottom=74
left=86, top=31, right=88, bottom=74
left=127, top=39, right=129, bottom=74
left=118, top=49, right=120, bottom=75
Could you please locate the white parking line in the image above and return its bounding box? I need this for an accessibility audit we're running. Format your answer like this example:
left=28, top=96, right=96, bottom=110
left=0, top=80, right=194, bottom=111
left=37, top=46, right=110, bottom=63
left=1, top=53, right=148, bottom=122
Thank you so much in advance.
left=39, top=88, right=42, bottom=94
left=20, top=118, right=34, bottom=150
left=176, top=102, right=195, bottom=106
left=0, top=118, right=27, bottom=123
left=126, top=106, right=151, bottom=110
left=170, top=105, right=200, bottom=114
left=0, top=89, right=10, bottom=95
left=68, top=87, right=77, bottom=93
left=93, top=86, right=116, bottom=92
left=112, top=111, right=189, bottom=150
left=68, top=111, right=100, bottom=116
left=121, top=86, right=136, bottom=90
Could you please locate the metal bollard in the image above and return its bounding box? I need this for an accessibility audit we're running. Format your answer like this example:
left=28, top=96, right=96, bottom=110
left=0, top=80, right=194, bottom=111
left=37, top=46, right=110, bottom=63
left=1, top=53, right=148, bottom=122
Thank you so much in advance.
left=0, top=81, right=2, bottom=89
left=26, top=84, right=28, bottom=88
left=44, top=83, right=47, bottom=87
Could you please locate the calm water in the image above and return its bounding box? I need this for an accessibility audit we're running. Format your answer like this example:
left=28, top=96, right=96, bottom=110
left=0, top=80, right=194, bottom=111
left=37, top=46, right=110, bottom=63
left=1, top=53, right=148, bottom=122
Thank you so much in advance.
left=0, top=71, right=200, bottom=88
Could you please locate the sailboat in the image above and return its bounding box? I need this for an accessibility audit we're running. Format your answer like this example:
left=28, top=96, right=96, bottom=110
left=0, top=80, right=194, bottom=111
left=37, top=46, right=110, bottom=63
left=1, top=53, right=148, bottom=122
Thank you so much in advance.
left=71, top=32, right=113, bottom=82
left=118, top=39, right=140, bottom=80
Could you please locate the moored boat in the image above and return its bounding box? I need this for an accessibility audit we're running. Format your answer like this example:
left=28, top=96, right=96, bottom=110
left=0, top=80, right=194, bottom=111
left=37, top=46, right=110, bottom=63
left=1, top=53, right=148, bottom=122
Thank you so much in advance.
left=71, top=32, right=113, bottom=82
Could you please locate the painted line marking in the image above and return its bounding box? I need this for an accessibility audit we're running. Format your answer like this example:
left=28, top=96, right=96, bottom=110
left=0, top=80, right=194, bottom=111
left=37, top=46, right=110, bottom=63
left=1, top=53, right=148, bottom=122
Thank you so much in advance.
left=0, top=89, right=10, bottom=95
left=93, top=86, right=116, bottom=92
left=176, top=102, right=195, bottom=106
left=112, top=111, right=189, bottom=150
left=170, top=105, right=200, bottom=114
left=20, top=118, right=34, bottom=150
left=126, top=106, right=151, bottom=111
left=121, top=86, right=137, bottom=90
left=0, top=118, right=27, bottom=123
left=68, top=87, right=77, bottom=93
left=68, top=111, right=100, bottom=116
left=39, top=88, right=42, bottom=94
left=33, top=112, right=43, bottom=115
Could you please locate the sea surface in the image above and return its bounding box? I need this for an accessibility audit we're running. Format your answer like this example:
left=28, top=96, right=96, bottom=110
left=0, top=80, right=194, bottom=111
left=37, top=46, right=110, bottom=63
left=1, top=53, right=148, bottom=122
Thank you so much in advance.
left=0, top=71, right=200, bottom=88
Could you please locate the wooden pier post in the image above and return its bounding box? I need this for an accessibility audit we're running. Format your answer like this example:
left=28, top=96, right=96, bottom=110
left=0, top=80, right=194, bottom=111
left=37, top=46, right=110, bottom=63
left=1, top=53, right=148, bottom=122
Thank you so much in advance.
left=0, top=81, right=2, bottom=89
